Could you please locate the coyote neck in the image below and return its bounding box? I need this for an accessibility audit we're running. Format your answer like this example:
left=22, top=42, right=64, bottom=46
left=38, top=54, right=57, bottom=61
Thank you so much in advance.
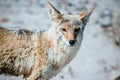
left=43, top=26, right=59, bottom=48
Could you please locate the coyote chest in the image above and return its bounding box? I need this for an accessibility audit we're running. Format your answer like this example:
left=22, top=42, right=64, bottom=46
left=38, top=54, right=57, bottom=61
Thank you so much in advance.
left=37, top=31, right=82, bottom=79
left=44, top=45, right=80, bottom=78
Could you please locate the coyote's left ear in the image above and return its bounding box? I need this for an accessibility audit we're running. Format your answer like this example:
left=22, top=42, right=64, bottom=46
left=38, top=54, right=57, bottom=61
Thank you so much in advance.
left=80, top=8, right=94, bottom=31
left=48, top=2, right=62, bottom=22
left=80, top=8, right=94, bottom=25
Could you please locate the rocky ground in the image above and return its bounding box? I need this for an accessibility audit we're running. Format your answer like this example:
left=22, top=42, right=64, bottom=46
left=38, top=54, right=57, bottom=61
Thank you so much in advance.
left=0, top=0, right=120, bottom=80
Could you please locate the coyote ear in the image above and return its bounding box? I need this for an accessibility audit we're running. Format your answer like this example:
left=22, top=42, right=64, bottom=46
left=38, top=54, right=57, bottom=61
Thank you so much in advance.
left=48, top=2, right=62, bottom=21
left=80, top=8, right=94, bottom=25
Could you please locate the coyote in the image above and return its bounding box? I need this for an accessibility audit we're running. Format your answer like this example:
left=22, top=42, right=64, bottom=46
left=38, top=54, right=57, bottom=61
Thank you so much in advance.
left=0, top=2, right=93, bottom=80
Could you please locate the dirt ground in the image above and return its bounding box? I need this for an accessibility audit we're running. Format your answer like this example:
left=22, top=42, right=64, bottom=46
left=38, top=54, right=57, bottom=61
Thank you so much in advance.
left=0, top=0, right=120, bottom=80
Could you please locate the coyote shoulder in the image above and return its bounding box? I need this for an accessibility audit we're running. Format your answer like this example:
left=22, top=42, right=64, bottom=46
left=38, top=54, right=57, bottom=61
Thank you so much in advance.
left=0, top=2, right=93, bottom=80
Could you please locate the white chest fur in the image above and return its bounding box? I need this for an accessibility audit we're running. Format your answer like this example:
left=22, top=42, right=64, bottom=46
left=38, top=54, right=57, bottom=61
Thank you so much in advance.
left=42, top=40, right=82, bottom=79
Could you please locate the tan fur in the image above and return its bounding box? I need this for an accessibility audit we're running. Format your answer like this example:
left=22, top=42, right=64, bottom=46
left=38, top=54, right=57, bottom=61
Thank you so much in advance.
left=0, top=2, right=93, bottom=80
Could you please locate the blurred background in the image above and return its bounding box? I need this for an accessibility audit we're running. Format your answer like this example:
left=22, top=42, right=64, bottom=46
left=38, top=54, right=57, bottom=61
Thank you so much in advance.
left=0, top=0, right=120, bottom=80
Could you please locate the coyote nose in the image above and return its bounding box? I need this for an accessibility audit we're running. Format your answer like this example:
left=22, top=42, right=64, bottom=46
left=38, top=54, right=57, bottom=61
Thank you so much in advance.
left=69, top=40, right=76, bottom=46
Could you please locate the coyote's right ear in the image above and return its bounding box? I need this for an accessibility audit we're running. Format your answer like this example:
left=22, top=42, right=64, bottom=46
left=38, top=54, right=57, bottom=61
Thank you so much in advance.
left=48, top=2, right=62, bottom=22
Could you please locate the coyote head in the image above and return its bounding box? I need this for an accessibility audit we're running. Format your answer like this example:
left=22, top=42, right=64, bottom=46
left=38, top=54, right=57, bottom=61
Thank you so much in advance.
left=48, top=2, right=93, bottom=46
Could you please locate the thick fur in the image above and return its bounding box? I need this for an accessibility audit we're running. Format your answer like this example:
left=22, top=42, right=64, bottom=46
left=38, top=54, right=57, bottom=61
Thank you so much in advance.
left=0, top=2, right=93, bottom=80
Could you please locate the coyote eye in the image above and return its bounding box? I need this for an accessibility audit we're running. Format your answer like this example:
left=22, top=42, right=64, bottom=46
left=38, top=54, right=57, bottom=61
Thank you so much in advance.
left=61, top=28, right=67, bottom=32
left=75, top=28, right=80, bottom=32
